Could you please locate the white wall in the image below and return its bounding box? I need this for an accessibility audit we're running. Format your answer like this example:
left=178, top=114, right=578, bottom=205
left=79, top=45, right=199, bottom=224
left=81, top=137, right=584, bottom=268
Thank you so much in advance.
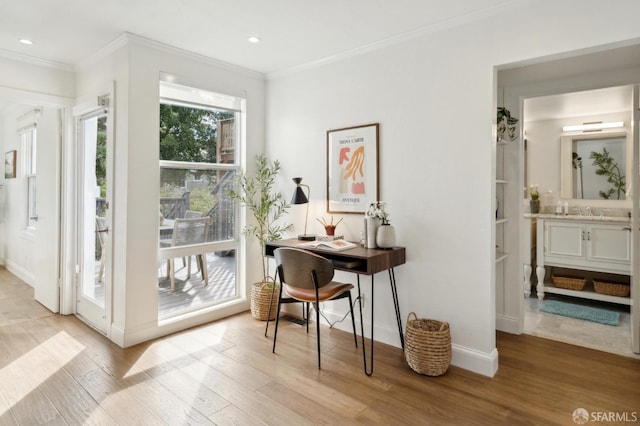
left=266, top=0, right=640, bottom=375
left=0, top=55, right=74, bottom=285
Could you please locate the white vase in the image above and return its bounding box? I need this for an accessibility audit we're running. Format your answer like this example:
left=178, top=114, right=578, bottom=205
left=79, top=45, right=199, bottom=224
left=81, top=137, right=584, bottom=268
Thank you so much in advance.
left=376, top=224, right=396, bottom=248
left=364, top=216, right=379, bottom=248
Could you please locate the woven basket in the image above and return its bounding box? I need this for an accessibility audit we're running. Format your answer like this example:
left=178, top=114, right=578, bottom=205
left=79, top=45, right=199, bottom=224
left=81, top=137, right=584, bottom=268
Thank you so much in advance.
left=593, top=280, right=630, bottom=297
left=404, top=312, right=451, bottom=376
left=551, top=275, right=586, bottom=291
left=250, top=282, right=279, bottom=321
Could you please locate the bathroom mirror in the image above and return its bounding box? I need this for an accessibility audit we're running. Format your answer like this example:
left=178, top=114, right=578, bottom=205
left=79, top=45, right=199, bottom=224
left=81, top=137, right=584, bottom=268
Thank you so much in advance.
left=560, top=132, right=628, bottom=200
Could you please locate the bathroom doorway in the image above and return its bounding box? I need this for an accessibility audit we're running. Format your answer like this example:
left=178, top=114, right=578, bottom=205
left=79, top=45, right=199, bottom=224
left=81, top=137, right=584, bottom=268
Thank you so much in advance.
left=497, top=43, right=640, bottom=357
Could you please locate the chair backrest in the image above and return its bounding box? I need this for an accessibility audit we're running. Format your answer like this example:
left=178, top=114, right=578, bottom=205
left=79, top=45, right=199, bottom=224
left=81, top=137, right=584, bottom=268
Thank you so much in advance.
left=96, top=216, right=107, bottom=247
left=184, top=210, right=203, bottom=218
left=274, top=248, right=334, bottom=290
left=172, top=217, right=210, bottom=246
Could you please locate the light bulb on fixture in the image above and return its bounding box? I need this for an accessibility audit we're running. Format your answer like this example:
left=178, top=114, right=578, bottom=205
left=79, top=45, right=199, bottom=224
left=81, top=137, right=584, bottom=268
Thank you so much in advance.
left=19, top=38, right=33, bottom=45
left=248, top=36, right=261, bottom=43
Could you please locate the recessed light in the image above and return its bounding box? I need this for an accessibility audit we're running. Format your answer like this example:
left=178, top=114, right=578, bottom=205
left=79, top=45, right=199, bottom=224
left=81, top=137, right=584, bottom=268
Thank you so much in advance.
left=248, top=36, right=261, bottom=43
left=19, top=38, right=33, bottom=45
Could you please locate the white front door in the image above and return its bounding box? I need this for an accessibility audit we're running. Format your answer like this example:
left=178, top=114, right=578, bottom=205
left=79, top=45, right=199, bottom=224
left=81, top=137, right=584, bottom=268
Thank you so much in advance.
left=33, top=107, right=62, bottom=312
left=75, top=100, right=112, bottom=334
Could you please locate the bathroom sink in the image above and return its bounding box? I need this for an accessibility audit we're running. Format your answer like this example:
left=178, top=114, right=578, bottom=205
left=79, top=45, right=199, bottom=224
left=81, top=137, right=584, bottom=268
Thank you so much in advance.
left=533, top=213, right=630, bottom=222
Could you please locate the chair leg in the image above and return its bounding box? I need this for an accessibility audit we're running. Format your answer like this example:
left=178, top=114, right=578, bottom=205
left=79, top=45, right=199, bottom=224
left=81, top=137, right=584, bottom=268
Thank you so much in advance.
left=305, top=302, right=310, bottom=333
left=272, top=284, right=285, bottom=354
left=314, top=302, right=321, bottom=370
left=169, top=258, right=175, bottom=292
left=348, top=292, right=358, bottom=348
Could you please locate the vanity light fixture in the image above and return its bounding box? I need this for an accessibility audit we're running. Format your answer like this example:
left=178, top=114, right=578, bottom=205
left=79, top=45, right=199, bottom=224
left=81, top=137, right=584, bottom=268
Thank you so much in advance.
left=562, top=121, right=624, bottom=132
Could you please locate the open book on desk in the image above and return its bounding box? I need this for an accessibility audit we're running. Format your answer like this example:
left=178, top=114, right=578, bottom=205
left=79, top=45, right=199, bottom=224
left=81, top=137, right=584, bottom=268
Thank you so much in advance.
left=299, top=239, right=358, bottom=251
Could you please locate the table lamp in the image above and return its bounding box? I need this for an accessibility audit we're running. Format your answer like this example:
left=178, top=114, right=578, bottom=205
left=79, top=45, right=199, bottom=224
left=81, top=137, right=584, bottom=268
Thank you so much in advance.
left=291, top=177, right=315, bottom=240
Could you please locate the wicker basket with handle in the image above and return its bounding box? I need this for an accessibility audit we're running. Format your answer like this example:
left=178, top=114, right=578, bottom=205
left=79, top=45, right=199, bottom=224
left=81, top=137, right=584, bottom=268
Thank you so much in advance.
left=404, top=312, right=451, bottom=376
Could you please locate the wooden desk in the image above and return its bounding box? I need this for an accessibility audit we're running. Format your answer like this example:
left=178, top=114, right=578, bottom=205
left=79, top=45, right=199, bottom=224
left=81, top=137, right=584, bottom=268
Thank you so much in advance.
left=265, top=239, right=406, bottom=375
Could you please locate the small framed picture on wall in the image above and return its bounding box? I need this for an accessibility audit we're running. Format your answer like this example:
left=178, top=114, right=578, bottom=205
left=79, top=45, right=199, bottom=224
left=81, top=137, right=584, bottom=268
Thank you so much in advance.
left=4, top=150, right=16, bottom=179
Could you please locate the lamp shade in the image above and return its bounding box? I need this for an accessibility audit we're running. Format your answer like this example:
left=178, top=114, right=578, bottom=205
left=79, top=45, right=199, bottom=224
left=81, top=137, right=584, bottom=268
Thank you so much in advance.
left=291, top=177, right=309, bottom=204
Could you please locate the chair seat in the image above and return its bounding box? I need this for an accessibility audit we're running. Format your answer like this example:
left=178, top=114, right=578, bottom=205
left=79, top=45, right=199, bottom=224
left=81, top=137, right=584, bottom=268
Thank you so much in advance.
left=285, top=281, right=354, bottom=302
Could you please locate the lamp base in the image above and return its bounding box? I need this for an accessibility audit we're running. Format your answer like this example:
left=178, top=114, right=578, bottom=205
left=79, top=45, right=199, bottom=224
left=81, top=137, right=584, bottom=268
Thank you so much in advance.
left=298, top=234, right=316, bottom=241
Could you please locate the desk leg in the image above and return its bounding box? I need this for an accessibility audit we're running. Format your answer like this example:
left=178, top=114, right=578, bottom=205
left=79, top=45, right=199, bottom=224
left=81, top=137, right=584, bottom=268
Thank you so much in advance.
left=356, top=274, right=374, bottom=376
left=389, top=268, right=404, bottom=350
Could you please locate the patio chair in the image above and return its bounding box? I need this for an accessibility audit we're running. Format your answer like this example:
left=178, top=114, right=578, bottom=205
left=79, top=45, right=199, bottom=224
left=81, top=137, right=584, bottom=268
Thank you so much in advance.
left=96, top=216, right=108, bottom=282
left=162, top=217, right=210, bottom=291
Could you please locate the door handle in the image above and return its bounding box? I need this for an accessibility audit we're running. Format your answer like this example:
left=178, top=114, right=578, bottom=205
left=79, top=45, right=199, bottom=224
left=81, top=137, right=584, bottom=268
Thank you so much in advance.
left=96, top=227, right=109, bottom=233
left=30, top=215, right=38, bottom=221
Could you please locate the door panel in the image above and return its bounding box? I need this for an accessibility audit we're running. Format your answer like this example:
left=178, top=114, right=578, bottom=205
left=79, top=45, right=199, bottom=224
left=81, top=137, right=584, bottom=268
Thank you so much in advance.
left=75, top=102, right=112, bottom=334
left=34, top=108, right=61, bottom=312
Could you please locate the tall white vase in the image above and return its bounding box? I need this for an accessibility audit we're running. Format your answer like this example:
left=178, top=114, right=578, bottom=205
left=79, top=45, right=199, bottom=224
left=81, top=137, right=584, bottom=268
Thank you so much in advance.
left=364, top=216, right=379, bottom=248
left=376, top=224, right=396, bottom=248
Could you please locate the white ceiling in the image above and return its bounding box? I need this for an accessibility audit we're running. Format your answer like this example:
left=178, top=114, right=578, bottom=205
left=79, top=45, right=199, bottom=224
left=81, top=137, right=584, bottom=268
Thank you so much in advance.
left=524, top=85, right=633, bottom=123
left=0, top=0, right=512, bottom=74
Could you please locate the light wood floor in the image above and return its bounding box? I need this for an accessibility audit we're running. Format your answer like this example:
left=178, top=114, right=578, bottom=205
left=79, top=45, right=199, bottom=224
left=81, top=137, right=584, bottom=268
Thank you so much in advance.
left=1, top=269, right=639, bottom=425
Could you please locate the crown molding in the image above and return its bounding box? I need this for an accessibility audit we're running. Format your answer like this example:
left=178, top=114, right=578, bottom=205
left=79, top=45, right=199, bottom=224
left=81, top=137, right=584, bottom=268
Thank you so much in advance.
left=76, top=32, right=264, bottom=80
left=267, top=0, right=530, bottom=80
left=0, top=48, right=74, bottom=72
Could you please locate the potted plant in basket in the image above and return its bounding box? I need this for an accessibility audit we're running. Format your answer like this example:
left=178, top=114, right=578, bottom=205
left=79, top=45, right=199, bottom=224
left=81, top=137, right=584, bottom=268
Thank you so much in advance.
left=227, top=154, right=292, bottom=320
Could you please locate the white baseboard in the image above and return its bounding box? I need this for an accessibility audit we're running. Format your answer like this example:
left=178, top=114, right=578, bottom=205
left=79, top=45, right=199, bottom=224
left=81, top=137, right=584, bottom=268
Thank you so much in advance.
left=5, top=259, right=34, bottom=286
left=109, top=300, right=250, bottom=348
left=496, top=314, right=522, bottom=334
left=320, top=306, right=499, bottom=377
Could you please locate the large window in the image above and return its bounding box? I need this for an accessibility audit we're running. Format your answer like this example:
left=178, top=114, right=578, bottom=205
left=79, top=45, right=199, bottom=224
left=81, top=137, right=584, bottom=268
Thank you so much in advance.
left=158, top=81, right=244, bottom=318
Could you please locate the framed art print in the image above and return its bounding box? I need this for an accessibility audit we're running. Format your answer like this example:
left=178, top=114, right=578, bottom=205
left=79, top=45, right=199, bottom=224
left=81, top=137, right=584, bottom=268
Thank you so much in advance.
left=4, top=150, right=16, bottom=179
left=326, top=123, right=379, bottom=213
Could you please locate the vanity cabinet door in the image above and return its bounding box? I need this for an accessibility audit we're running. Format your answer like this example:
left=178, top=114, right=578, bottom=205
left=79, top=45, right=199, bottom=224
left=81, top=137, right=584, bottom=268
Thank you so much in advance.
left=586, top=224, right=631, bottom=265
left=544, top=222, right=584, bottom=259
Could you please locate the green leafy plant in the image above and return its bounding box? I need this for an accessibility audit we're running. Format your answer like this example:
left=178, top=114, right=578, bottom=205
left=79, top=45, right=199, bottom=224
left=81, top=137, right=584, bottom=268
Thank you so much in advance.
left=590, top=148, right=625, bottom=199
left=227, top=154, right=292, bottom=282
left=497, top=107, right=519, bottom=142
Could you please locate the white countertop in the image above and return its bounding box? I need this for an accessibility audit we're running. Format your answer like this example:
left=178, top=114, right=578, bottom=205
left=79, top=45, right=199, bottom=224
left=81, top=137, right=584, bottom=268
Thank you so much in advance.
left=524, top=213, right=631, bottom=223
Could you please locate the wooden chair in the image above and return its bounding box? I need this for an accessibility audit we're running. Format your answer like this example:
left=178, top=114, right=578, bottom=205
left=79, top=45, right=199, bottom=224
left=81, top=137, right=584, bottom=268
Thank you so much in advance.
left=272, top=247, right=358, bottom=369
left=161, top=217, right=210, bottom=291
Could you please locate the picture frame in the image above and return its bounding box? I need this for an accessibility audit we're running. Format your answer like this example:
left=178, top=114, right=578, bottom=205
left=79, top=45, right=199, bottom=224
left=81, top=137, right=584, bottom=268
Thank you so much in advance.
left=326, top=123, right=379, bottom=214
left=4, top=150, right=16, bottom=179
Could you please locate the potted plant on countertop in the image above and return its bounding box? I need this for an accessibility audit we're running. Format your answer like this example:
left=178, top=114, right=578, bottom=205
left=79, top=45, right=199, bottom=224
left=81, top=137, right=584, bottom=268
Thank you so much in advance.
left=227, top=154, right=292, bottom=320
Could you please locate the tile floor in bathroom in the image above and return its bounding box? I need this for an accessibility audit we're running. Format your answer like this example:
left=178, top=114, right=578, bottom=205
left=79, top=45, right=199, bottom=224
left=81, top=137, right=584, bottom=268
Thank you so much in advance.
left=524, top=295, right=640, bottom=359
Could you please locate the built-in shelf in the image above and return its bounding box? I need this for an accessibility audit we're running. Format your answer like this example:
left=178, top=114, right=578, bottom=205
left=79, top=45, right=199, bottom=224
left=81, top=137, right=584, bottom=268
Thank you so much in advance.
left=496, top=179, right=507, bottom=184
left=497, top=139, right=509, bottom=146
left=496, top=218, right=508, bottom=224
left=496, top=251, right=508, bottom=263
left=543, top=282, right=632, bottom=306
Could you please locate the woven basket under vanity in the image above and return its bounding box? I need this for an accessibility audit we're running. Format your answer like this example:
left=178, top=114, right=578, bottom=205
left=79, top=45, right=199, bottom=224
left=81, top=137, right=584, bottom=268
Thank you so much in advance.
left=593, top=280, right=630, bottom=297
left=551, top=275, right=586, bottom=291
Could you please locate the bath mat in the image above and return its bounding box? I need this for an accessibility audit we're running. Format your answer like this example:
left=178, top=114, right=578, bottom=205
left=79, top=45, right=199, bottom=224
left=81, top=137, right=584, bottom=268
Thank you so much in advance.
left=540, top=300, right=620, bottom=326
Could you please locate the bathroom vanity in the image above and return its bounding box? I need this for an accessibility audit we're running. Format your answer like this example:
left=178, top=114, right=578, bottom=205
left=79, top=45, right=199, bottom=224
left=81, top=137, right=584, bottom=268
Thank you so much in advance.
left=524, top=213, right=632, bottom=305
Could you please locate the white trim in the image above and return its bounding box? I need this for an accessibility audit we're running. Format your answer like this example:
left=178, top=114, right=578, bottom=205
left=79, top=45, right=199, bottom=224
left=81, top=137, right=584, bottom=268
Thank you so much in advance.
left=0, top=48, right=74, bottom=71
left=76, top=33, right=264, bottom=80
left=451, top=345, right=499, bottom=377
left=496, top=314, right=522, bottom=334
left=4, top=258, right=35, bottom=287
